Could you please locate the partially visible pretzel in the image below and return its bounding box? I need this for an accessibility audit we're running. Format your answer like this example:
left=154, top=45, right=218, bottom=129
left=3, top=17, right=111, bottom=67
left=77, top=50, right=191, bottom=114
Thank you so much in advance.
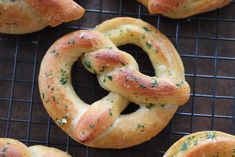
left=0, top=0, right=85, bottom=34
left=137, top=0, right=232, bottom=18
left=163, top=131, right=235, bottom=157
left=0, top=138, right=71, bottom=157
left=39, top=17, right=190, bottom=148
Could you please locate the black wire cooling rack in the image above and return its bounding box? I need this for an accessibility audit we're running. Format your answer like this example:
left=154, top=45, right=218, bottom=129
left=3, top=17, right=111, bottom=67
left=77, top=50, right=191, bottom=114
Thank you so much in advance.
left=0, top=0, right=235, bottom=156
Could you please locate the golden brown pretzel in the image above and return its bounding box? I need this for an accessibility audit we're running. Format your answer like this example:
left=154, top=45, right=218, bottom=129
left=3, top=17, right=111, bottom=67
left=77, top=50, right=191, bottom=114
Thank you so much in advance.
left=0, top=138, right=71, bottom=157
left=0, top=0, right=85, bottom=34
left=38, top=17, right=190, bottom=148
left=163, top=131, right=235, bottom=157
left=137, top=0, right=232, bottom=18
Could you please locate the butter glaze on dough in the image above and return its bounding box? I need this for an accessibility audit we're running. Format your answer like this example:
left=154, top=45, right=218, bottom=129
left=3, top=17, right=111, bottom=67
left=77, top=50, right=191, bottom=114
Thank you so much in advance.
left=0, top=0, right=85, bottom=34
left=39, top=17, right=190, bottom=148
left=137, top=0, right=232, bottom=18
left=164, top=131, right=235, bottom=157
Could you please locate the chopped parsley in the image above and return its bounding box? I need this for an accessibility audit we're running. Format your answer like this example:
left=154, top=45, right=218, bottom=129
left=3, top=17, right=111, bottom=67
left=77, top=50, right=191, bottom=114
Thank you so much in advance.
left=107, top=75, right=113, bottom=81
left=83, top=60, right=92, bottom=69
left=176, top=81, right=184, bottom=87
left=207, top=132, right=216, bottom=140
left=146, top=103, right=154, bottom=109
left=108, top=108, right=113, bottom=116
left=60, top=69, right=68, bottom=85
left=146, top=41, right=152, bottom=49
left=137, top=123, right=145, bottom=132
left=55, top=114, right=69, bottom=126
left=143, top=27, right=151, bottom=32
left=180, top=141, right=189, bottom=152
left=141, top=34, right=145, bottom=39
left=151, top=79, right=158, bottom=88
left=139, top=84, right=146, bottom=88
left=67, top=39, right=75, bottom=45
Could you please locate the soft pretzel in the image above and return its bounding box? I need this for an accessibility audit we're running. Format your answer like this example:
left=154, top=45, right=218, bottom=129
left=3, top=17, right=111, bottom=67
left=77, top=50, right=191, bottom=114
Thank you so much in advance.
left=163, top=131, right=235, bottom=157
left=38, top=17, right=190, bottom=148
left=137, top=0, right=232, bottom=18
left=0, top=138, right=71, bottom=157
left=0, top=0, right=85, bottom=34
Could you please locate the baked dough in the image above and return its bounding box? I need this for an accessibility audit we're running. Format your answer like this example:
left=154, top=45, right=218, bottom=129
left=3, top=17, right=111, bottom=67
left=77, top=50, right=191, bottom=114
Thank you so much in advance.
left=163, top=131, right=235, bottom=157
left=0, top=138, right=71, bottom=157
left=137, top=0, right=232, bottom=18
left=0, top=0, right=85, bottom=34
left=39, top=17, right=190, bottom=148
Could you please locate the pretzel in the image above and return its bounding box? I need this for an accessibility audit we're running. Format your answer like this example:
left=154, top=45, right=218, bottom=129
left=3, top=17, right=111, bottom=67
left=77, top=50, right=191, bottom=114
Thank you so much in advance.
left=38, top=17, right=190, bottom=148
left=0, top=138, right=71, bottom=157
left=0, top=0, right=85, bottom=34
left=163, top=131, right=235, bottom=157
left=137, top=0, right=232, bottom=18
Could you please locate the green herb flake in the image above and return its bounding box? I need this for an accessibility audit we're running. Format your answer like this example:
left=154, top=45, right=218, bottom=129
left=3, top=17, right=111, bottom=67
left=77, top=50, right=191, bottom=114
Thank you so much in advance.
left=50, top=50, right=56, bottom=54
left=52, top=96, right=56, bottom=102
left=45, top=72, right=53, bottom=78
left=84, top=60, right=92, bottom=69
left=143, top=27, right=151, bottom=32
left=146, top=103, right=154, bottom=109
left=108, top=108, right=113, bottom=116
left=2, top=146, right=8, bottom=152
left=103, top=77, right=106, bottom=83
left=107, top=75, right=113, bottom=81
left=41, top=93, right=45, bottom=100
left=180, top=141, right=189, bottom=152
left=141, top=34, right=145, bottom=39
left=207, top=132, right=216, bottom=140
left=193, top=140, right=198, bottom=146
left=60, top=69, right=68, bottom=85
left=55, top=114, right=69, bottom=126
left=108, top=47, right=113, bottom=49
left=146, top=41, right=152, bottom=49
left=137, top=123, right=145, bottom=132
left=67, top=39, right=75, bottom=45
left=151, top=79, right=158, bottom=88
left=176, top=81, right=184, bottom=87
left=139, top=84, right=146, bottom=88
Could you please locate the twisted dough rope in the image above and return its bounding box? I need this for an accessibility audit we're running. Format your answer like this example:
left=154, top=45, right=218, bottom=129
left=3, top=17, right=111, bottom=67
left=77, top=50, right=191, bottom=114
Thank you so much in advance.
left=0, top=0, right=85, bottom=34
left=137, top=0, right=232, bottom=18
left=39, top=17, right=190, bottom=148
left=163, top=131, right=235, bottom=157
left=0, top=138, right=71, bottom=157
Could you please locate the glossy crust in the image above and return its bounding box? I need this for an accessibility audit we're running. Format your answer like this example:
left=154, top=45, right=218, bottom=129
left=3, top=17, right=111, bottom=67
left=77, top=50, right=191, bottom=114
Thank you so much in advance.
left=0, top=138, right=71, bottom=157
left=137, top=0, right=232, bottom=18
left=0, top=0, right=85, bottom=34
left=163, top=131, right=235, bottom=157
left=39, top=17, right=190, bottom=148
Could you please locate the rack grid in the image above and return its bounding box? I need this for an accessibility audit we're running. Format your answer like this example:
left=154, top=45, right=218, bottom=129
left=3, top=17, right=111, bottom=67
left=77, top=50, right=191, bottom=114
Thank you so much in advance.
left=0, top=0, right=235, bottom=156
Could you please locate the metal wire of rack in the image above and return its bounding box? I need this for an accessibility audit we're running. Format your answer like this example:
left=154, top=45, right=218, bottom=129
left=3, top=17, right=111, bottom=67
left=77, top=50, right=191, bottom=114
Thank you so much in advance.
left=0, top=0, right=235, bottom=156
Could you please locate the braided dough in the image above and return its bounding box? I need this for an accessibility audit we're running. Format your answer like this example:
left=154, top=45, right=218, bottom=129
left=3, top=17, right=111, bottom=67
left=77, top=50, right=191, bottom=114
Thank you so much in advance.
left=137, top=0, right=232, bottom=18
left=39, top=17, right=190, bottom=148
left=163, top=131, right=235, bottom=157
left=0, top=0, right=85, bottom=34
left=0, top=138, right=71, bottom=157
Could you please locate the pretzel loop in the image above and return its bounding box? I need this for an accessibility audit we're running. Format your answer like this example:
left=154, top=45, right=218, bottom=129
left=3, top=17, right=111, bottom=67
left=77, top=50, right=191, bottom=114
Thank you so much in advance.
left=39, top=17, right=190, bottom=148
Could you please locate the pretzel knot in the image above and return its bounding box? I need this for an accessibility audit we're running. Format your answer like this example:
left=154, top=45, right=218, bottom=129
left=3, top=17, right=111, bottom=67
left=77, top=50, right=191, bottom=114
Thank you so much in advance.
left=39, top=17, right=190, bottom=148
